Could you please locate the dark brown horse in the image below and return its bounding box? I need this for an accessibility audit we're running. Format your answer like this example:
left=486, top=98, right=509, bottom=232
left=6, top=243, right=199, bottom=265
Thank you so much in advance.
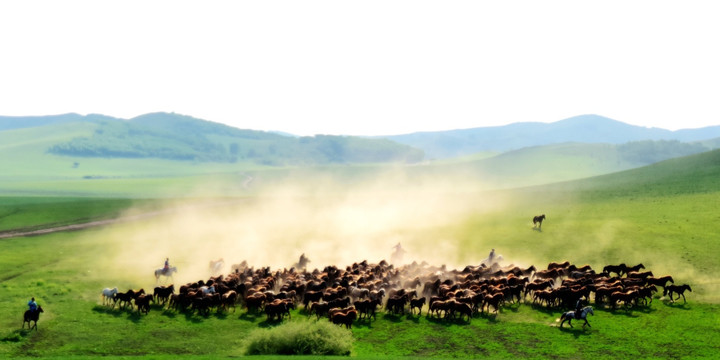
left=409, top=297, right=426, bottom=315
left=533, top=214, right=546, bottom=228
left=610, top=290, right=639, bottom=309
left=135, top=294, right=153, bottom=315
left=647, top=275, right=674, bottom=289
left=625, top=263, right=645, bottom=273
left=153, top=284, right=174, bottom=305
left=221, top=290, right=238, bottom=313
left=331, top=309, right=358, bottom=329
left=483, top=293, right=504, bottom=313
left=452, top=301, right=473, bottom=322
left=664, top=284, right=692, bottom=303
left=603, top=263, right=628, bottom=277
left=547, top=261, right=570, bottom=270
left=23, top=306, right=44, bottom=330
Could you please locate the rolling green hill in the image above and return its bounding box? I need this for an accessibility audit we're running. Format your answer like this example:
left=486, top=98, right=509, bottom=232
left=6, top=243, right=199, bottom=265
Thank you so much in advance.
left=3, top=113, right=424, bottom=166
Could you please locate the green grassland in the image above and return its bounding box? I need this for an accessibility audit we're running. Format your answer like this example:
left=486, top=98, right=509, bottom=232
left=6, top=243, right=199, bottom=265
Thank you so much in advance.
left=2, top=151, right=720, bottom=358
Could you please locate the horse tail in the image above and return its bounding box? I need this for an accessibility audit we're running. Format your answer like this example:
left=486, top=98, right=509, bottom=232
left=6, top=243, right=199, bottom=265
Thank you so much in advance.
left=560, top=312, right=566, bottom=321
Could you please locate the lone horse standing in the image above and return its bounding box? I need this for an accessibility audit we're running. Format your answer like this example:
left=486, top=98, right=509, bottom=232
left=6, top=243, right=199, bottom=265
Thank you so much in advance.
left=533, top=214, right=546, bottom=230
left=559, top=306, right=593, bottom=328
left=23, top=305, right=44, bottom=330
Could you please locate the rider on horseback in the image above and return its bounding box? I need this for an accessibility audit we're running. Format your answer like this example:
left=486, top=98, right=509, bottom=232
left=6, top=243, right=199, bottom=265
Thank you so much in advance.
left=163, top=258, right=170, bottom=274
left=28, top=297, right=38, bottom=314
left=575, top=296, right=586, bottom=319
left=391, top=243, right=406, bottom=264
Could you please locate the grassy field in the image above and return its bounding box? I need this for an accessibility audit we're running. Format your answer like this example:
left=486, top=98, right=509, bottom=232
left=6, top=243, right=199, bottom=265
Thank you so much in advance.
left=2, top=151, right=720, bottom=358
left=1, top=224, right=718, bottom=359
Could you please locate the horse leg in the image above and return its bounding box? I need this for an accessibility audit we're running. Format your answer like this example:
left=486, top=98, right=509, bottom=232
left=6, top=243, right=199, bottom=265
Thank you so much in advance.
left=682, top=293, right=687, bottom=303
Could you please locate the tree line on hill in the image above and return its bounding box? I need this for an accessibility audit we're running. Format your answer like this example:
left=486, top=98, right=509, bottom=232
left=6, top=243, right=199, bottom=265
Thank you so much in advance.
left=44, top=113, right=424, bottom=165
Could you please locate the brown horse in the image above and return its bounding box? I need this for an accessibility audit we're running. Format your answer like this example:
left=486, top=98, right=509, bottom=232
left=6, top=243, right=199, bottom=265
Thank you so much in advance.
left=533, top=289, right=555, bottom=307
left=429, top=300, right=451, bottom=318
left=534, top=268, right=561, bottom=282
left=533, top=214, right=546, bottom=228
left=483, top=293, right=504, bottom=313
left=221, top=290, right=238, bottom=312
left=23, top=306, right=44, bottom=330
left=264, top=299, right=292, bottom=321
left=610, top=290, right=639, bottom=309
left=547, top=261, right=570, bottom=270
left=331, top=309, right=358, bottom=329
left=627, top=270, right=653, bottom=279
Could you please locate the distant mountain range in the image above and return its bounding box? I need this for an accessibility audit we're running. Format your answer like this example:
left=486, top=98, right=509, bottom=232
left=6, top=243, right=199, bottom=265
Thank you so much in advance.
left=1, top=112, right=719, bottom=166
left=382, top=114, right=720, bottom=158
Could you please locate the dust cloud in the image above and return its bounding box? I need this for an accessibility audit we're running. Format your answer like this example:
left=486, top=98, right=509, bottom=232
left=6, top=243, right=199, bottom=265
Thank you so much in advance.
left=91, top=168, right=511, bottom=287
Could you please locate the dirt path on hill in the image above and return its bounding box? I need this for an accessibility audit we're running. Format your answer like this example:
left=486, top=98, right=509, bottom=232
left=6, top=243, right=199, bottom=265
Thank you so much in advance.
left=0, top=199, right=245, bottom=240
left=0, top=211, right=166, bottom=239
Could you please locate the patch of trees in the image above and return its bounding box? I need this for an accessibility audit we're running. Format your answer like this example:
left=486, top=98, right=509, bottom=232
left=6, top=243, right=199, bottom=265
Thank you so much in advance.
left=47, top=116, right=424, bottom=165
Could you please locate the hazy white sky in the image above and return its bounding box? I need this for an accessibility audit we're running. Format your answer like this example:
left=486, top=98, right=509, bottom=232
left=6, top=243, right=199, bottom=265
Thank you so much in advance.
left=1, top=1, right=719, bottom=136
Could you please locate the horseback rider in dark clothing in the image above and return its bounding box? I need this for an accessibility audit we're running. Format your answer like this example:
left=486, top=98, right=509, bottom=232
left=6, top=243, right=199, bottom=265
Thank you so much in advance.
left=28, top=297, right=38, bottom=314
left=575, top=297, right=586, bottom=319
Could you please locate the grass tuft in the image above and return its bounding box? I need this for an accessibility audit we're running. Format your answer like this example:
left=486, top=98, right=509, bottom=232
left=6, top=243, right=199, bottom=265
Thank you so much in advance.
left=244, top=321, right=353, bottom=356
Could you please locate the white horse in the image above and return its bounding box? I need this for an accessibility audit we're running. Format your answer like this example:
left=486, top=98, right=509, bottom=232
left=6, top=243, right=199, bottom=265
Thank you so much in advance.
left=199, top=285, right=216, bottom=295
left=101, top=287, right=118, bottom=306
left=155, top=266, right=177, bottom=283
left=349, top=285, right=370, bottom=300
left=560, top=306, right=594, bottom=328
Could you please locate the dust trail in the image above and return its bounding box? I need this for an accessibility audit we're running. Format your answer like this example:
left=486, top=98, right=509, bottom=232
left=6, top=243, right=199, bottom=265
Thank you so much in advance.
left=88, top=168, right=510, bottom=287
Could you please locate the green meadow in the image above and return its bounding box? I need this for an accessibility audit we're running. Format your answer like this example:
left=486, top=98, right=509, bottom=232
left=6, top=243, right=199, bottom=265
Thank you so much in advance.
left=1, top=150, right=720, bottom=358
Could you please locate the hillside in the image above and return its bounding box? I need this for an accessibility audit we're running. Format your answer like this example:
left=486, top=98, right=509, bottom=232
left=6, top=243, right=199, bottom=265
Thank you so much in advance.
left=396, top=141, right=709, bottom=190
left=2, top=113, right=424, bottom=165
left=384, top=114, right=720, bottom=158
left=558, top=147, right=720, bottom=197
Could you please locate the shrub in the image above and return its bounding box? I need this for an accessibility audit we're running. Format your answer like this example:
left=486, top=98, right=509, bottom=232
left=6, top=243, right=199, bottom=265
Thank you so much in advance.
left=244, top=321, right=353, bottom=356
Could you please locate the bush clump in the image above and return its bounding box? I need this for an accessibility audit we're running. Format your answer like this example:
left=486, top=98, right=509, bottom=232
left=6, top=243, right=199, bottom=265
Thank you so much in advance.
left=244, top=321, right=353, bottom=356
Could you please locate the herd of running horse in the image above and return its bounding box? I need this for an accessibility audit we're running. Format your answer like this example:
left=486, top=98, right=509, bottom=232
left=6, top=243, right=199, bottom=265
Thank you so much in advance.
left=91, top=257, right=691, bottom=331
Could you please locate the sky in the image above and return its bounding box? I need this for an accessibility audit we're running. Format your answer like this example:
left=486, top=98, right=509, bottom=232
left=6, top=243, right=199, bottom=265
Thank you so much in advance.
left=1, top=1, right=719, bottom=136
